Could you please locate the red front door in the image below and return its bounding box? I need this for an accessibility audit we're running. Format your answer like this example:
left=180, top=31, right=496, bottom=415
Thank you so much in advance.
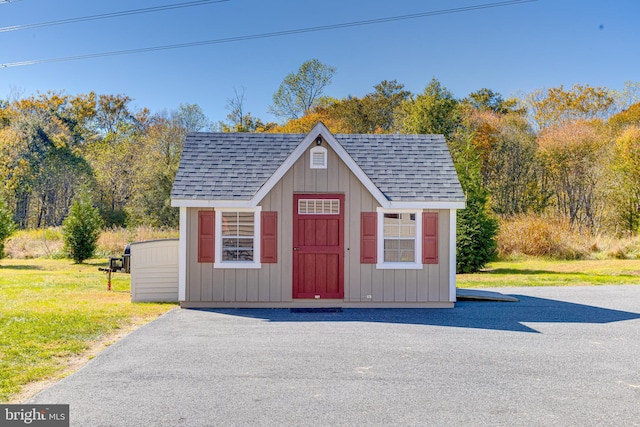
left=293, top=194, right=345, bottom=299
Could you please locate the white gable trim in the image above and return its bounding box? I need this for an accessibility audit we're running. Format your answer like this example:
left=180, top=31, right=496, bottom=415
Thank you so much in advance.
left=251, top=122, right=390, bottom=208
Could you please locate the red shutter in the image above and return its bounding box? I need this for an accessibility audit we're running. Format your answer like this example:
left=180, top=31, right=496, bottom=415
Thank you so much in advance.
left=261, top=211, right=278, bottom=263
left=198, top=210, right=215, bottom=263
left=422, top=212, right=438, bottom=264
left=361, top=212, right=377, bottom=264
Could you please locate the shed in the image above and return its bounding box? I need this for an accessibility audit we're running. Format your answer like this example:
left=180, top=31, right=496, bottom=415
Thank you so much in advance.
left=171, top=122, right=465, bottom=308
left=130, top=239, right=179, bottom=302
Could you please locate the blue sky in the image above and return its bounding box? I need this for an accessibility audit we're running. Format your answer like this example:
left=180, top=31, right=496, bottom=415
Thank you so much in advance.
left=1, top=0, right=638, bottom=125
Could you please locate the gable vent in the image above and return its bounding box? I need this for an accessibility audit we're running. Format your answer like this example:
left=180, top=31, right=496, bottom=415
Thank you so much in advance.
left=310, top=146, right=327, bottom=169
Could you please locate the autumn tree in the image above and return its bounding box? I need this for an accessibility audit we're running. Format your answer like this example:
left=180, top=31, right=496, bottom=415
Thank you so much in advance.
left=465, top=88, right=521, bottom=115
left=95, top=94, right=135, bottom=134
left=83, top=94, right=149, bottom=226
left=537, top=120, right=608, bottom=229
left=174, top=102, right=211, bottom=133
left=612, top=81, right=640, bottom=114
left=267, top=106, right=351, bottom=134
left=127, top=103, right=214, bottom=227
left=609, top=125, right=640, bottom=234
left=0, top=93, right=94, bottom=228
left=525, top=84, right=615, bottom=130
left=397, top=78, right=460, bottom=137
left=126, top=113, right=184, bottom=227
left=609, top=101, right=640, bottom=132
left=455, top=102, right=544, bottom=216
left=329, top=80, right=410, bottom=133
left=270, top=59, right=336, bottom=120
left=488, top=113, right=546, bottom=215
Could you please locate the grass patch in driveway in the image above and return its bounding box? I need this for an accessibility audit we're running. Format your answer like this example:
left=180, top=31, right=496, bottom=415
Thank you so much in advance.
left=0, top=258, right=175, bottom=402
left=457, top=258, right=640, bottom=288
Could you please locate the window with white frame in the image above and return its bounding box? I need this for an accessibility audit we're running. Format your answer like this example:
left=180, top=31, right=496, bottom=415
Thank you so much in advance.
left=215, top=208, right=261, bottom=268
left=377, top=209, right=422, bottom=269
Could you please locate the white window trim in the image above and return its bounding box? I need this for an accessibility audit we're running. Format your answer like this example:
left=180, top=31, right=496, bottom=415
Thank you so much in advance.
left=214, top=206, right=262, bottom=269
left=309, top=146, right=327, bottom=169
left=376, top=207, right=423, bottom=270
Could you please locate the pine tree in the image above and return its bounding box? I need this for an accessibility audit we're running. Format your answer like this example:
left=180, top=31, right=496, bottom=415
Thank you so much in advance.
left=450, top=133, right=499, bottom=273
left=62, top=196, right=103, bottom=263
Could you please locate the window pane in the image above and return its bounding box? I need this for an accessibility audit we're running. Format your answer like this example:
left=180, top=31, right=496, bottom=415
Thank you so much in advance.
left=221, top=211, right=255, bottom=262
left=237, top=212, right=254, bottom=236
left=221, top=212, right=237, bottom=235
left=221, top=212, right=254, bottom=237
left=383, top=213, right=415, bottom=238
left=297, top=199, right=340, bottom=215
left=384, top=239, right=415, bottom=262
left=222, top=238, right=254, bottom=261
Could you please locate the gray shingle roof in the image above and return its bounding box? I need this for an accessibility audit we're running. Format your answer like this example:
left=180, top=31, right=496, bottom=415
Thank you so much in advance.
left=337, top=133, right=464, bottom=202
left=171, top=133, right=302, bottom=200
left=171, top=131, right=465, bottom=203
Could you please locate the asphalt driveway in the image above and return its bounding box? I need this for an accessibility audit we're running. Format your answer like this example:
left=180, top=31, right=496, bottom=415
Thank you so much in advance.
left=29, top=286, right=640, bottom=426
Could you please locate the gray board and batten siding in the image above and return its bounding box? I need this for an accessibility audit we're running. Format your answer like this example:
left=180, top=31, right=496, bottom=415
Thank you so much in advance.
left=173, top=124, right=465, bottom=308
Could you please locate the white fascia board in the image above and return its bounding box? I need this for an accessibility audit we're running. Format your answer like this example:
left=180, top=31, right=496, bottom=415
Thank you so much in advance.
left=386, top=201, right=466, bottom=210
left=171, top=199, right=253, bottom=208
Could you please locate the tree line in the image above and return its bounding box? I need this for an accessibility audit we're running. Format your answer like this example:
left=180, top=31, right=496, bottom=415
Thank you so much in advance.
left=229, top=60, right=640, bottom=240
left=1, top=59, right=639, bottom=247
left=0, top=93, right=210, bottom=230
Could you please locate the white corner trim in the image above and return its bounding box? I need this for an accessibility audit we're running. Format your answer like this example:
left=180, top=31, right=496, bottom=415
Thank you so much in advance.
left=178, top=207, right=187, bottom=301
left=449, top=209, right=457, bottom=302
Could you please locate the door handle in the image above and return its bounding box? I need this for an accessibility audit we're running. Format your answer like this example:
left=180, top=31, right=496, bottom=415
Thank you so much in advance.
left=293, top=247, right=300, bottom=251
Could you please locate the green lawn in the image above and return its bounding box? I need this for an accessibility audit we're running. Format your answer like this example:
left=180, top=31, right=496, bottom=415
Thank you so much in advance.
left=0, top=258, right=175, bottom=403
left=457, top=258, right=640, bottom=288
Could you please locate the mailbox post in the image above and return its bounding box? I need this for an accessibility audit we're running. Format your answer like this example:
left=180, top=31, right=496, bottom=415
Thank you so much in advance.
left=98, top=244, right=131, bottom=290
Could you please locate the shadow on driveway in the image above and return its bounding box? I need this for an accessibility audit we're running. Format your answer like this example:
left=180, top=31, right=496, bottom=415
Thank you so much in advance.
left=190, top=295, right=640, bottom=334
